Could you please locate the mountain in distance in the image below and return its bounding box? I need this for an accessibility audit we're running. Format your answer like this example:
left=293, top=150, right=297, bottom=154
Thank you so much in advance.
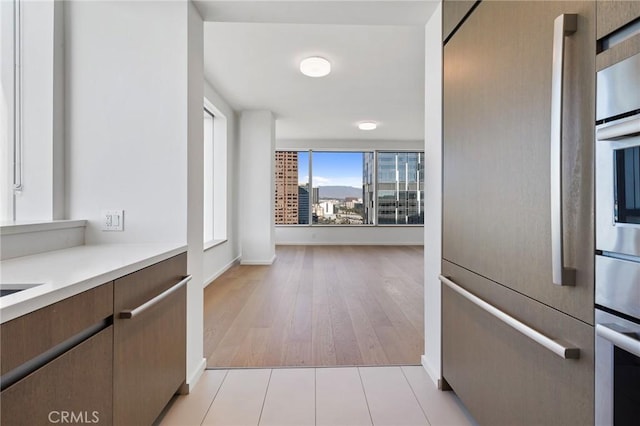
left=317, top=185, right=362, bottom=200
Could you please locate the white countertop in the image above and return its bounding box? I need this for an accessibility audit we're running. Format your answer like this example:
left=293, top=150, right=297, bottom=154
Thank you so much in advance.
left=0, top=243, right=187, bottom=324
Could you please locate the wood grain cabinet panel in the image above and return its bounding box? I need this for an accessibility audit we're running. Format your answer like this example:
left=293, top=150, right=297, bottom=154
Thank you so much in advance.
left=443, top=0, right=595, bottom=324
left=0, top=327, right=113, bottom=426
left=0, top=282, right=113, bottom=376
left=113, top=253, right=187, bottom=425
left=596, top=0, right=640, bottom=39
left=442, top=0, right=477, bottom=42
left=442, top=261, right=594, bottom=426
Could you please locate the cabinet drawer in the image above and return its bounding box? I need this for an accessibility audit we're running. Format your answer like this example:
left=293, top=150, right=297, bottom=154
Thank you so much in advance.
left=1, top=282, right=113, bottom=376
left=442, top=261, right=594, bottom=426
left=113, top=253, right=187, bottom=425
left=0, top=326, right=113, bottom=426
left=114, top=253, right=186, bottom=313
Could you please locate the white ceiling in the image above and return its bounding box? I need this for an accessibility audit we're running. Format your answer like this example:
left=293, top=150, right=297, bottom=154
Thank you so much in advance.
left=197, top=1, right=436, bottom=141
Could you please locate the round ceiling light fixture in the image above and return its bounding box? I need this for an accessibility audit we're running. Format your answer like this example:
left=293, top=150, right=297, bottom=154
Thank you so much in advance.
left=299, top=56, right=331, bottom=77
left=358, top=121, right=378, bottom=131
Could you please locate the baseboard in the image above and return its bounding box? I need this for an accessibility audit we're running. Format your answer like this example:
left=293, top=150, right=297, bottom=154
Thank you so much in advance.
left=178, top=357, right=207, bottom=395
left=204, top=255, right=241, bottom=288
left=275, top=242, right=424, bottom=246
left=240, top=253, right=277, bottom=265
left=421, top=354, right=443, bottom=389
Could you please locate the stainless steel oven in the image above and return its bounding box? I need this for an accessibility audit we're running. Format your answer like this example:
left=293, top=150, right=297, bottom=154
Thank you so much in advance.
left=595, top=48, right=640, bottom=426
left=595, top=309, right=640, bottom=426
left=596, top=52, right=640, bottom=257
left=595, top=50, right=640, bottom=426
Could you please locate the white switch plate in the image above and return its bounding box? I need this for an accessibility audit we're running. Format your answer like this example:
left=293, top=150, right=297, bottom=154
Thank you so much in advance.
left=102, top=210, right=124, bottom=231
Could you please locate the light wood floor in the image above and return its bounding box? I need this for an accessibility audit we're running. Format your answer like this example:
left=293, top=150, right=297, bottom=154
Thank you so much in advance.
left=204, top=245, right=424, bottom=368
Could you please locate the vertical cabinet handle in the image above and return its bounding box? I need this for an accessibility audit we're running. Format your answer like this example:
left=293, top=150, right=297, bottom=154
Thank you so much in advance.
left=550, top=14, right=577, bottom=286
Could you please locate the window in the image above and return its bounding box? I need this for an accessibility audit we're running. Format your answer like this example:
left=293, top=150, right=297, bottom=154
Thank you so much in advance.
left=1, top=0, right=64, bottom=222
left=375, top=152, right=424, bottom=224
left=203, top=103, right=227, bottom=248
left=312, top=152, right=366, bottom=225
left=1, top=0, right=17, bottom=221
left=274, top=150, right=424, bottom=226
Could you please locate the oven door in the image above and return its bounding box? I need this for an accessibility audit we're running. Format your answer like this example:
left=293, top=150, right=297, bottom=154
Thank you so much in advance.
left=595, top=309, right=640, bottom=426
left=596, top=115, right=640, bottom=257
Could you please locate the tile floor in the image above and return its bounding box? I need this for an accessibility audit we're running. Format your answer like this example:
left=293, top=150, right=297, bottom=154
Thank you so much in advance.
left=159, top=366, right=476, bottom=426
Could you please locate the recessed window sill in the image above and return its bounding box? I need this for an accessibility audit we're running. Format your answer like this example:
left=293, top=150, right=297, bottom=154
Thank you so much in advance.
left=204, top=239, right=227, bottom=252
left=0, top=220, right=88, bottom=236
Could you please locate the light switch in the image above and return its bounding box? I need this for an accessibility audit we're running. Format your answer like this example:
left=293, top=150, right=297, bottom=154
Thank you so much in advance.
left=102, top=210, right=124, bottom=231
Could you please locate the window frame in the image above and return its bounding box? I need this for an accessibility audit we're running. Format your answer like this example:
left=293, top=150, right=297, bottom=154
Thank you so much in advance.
left=274, top=149, right=425, bottom=227
left=203, top=98, right=228, bottom=250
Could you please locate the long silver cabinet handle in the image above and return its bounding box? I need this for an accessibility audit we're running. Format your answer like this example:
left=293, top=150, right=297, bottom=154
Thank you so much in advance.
left=119, top=275, right=191, bottom=319
left=550, top=14, right=577, bottom=286
left=439, top=275, right=580, bottom=359
left=596, top=324, right=640, bottom=358
left=596, top=116, right=640, bottom=141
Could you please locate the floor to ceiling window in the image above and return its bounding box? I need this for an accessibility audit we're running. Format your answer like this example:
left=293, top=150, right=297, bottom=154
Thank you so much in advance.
left=274, top=150, right=424, bottom=226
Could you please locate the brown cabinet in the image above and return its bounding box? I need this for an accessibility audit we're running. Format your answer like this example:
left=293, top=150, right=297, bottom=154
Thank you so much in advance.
left=0, top=283, right=114, bottom=425
left=596, top=0, right=640, bottom=70
left=596, top=0, right=640, bottom=39
left=0, top=327, right=114, bottom=426
left=442, top=262, right=594, bottom=426
left=113, top=253, right=187, bottom=425
left=442, top=1, right=596, bottom=423
left=443, top=0, right=595, bottom=324
left=442, top=0, right=477, bottom=42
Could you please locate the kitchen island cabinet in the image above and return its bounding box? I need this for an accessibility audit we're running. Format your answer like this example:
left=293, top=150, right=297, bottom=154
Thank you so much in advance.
left=0, top=247, right=188, bottom=426
left=0, top=283, right=114, bottom=425
left=113, top=252, right=187, bottom=426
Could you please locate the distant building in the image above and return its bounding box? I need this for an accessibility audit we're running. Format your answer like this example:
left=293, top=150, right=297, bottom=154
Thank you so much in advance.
left=298, top=185, right=309, bottom=224
left=320, top=201, right=335, bottom=215
left=274, top=151, right=299, bottom=224
left=364, top=152, right=424, bottom=224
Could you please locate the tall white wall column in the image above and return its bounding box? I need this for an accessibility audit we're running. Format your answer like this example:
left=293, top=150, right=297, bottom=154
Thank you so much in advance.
left=423, top=1, right=443, bottom=387
left=238, top=111, right=276, bottom=264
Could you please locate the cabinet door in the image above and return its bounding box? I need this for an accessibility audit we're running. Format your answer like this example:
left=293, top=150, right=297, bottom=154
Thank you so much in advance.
left=442, top=261, right=594, bottom=426
left=442, top=0, right=477, bottom=42
left=443, top=0, right=595, bottom=323
left=113, top=253, right=187, bottom=426
left=0, top=327, right=113, bottom=426
left=596, top=0, right=640, bottom=39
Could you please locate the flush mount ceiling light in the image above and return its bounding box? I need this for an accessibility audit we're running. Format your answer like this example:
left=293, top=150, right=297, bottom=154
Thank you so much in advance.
left=300, top=56, right=331, bottom=77
left=358, top=121, right=378, bottom=131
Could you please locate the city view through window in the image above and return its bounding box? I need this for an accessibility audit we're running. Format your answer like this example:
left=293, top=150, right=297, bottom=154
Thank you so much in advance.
left=275, top=151, right=424, bottom=225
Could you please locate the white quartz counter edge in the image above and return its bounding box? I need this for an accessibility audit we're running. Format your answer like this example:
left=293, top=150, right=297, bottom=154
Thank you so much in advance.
left=0, top=243, right=188, bottom=324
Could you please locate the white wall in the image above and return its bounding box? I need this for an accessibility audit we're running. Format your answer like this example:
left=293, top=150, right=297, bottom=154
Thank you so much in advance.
left=185, top=1, right=206, bottom=390
left=276, top=138, right=425, bottom=245
left=239, top=111, right=276, bottom=264
left=202, top=80, right=241, bottom=285
left=65, top=0, right=206, bottom=388
left=65, top=0, right=188, bottom=245
left=423, top=1, right=443, bottom=387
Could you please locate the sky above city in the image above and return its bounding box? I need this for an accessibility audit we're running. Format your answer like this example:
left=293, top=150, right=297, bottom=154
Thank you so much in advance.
left=298, top=152, right=364, bottom=188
